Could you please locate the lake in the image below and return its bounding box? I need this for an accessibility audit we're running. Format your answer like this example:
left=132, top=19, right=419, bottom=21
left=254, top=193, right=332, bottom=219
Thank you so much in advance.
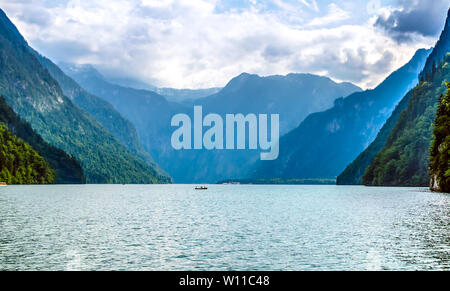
left=0, top=185, right=448, bottom=270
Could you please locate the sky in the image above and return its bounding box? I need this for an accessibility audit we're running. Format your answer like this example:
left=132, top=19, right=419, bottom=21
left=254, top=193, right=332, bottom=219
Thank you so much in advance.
left=0, top=0, right=448, bottom=89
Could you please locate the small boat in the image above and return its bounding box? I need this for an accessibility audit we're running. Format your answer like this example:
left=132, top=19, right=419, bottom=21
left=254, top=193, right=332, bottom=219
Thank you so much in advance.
left=0, top=182, right=7, bottom=187
left=195, top=186, right=208, bottom=190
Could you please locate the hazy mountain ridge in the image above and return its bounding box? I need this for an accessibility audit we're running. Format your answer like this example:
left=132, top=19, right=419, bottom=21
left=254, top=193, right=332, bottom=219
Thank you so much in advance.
left=195, top=72, right=362, bottom=134
left=63, top=64, right=362, bottom=183
left=104, top=74, right=221, bottom=103
left=36, top=56, right=171, bottom=180
left=336, top=89, right=413, bottom=185
left=250, top=48, right=431, bottom=180
left=59, top=62, right=186, bottom=161
left=157, top=87, right=222, bottom=103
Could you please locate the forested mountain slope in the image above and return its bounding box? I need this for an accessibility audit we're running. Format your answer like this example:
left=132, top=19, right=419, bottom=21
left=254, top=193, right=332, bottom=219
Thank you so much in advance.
left=0, top=8, right=168, bottom=184
left=363, top=54, right=450, bottom=186
left=0, top=96, right=84, bottom=183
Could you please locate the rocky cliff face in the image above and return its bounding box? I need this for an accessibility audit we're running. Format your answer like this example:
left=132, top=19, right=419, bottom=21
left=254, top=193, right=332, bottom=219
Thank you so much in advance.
left=430, top=174, right=440, bottom=192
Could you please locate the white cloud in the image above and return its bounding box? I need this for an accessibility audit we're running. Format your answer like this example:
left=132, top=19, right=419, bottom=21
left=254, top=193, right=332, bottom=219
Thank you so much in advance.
left=0, top=0, right=437, bottom=89
left=307, top=3, right=349, bottom=27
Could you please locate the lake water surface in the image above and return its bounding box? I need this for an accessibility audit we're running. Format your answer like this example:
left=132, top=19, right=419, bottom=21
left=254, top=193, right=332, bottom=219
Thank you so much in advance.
left=0, top=185, right=448, bottom=270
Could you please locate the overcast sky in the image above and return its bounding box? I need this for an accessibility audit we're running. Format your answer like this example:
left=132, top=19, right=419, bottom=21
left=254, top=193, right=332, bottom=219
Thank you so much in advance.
left=0, top=0, right=448, bottom=89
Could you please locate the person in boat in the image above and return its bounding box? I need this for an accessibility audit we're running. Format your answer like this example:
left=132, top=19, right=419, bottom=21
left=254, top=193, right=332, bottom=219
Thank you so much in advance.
left=195, top=186, right=208, bottom=190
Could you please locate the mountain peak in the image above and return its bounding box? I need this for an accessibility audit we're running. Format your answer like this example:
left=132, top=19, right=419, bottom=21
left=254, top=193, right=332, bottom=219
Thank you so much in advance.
left=221, top=72, right=363, bottom=96
left=234, top=72, right=259, bottom=80
left=221, top=72, right=260, bottom=92
left=419, top=6, right=450, bottom=79
left=59, top=62, right=105, bottom=81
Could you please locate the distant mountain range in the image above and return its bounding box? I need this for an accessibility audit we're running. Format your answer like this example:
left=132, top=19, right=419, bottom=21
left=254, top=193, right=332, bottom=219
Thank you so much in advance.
left=59, top=63, right=186, bottom=179
left=156, top=87, right=222, bottom=104
left=250, top=48, right=431, bottom=180
left=62, top=64, right=361, bottom=183
left=0, top=8, right=169, bottom=184
left=195, top=73, right=361, bottom=134
left=104, top=75, right=221, bottom=104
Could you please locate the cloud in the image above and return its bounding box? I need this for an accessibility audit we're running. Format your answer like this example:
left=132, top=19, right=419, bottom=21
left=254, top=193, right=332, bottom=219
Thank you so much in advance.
left=307, top=3, right=349, bottom=27
left=374, top=0, right=449, bottom=43
left=0, top=0, right=438, bottom=90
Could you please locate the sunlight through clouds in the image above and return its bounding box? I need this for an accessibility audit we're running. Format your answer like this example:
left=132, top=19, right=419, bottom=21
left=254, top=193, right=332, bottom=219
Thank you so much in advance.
left=0, top=0, right=444, bottom=89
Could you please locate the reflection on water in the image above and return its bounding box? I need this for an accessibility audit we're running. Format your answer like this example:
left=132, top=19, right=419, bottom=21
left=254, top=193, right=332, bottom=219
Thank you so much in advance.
left=0, top=185, right=448, bottom=270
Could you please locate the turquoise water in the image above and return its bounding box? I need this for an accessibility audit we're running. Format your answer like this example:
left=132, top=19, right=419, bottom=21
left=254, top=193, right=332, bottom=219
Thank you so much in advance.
left=0, top=185, right=448, bottom=270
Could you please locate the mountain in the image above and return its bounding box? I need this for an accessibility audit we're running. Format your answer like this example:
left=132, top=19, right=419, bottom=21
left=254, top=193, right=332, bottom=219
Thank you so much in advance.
left=104, top=76, right=157, bottom=91
left=363, top=54, right=450, bottom=186
left=105, top=75, right=221, bottom=104
left=0, top=123, right=55, bottom=184
left=430, top=82, right=450, bottom=192
left=336, top=90, right=412, bottom=185
left=156, top=87, right=222, bottom=104
left=0, top=96, right=85, bottom=183
left=0, top=8, right=168, bottom=184
left=63, top=64, right=362, bottom=183
left=251, top=48, right=431, bottom=180
left=59, top=63, right=185, bottom=165
left=195, top=73, right=362, bottom=134
left=34, top=55, right=170, bottom=179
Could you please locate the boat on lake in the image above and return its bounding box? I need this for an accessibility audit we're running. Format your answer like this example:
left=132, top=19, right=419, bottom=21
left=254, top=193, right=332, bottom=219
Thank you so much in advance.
left=0, top=182, right=7, bottom=186
left=195, top=186, right=208, bottom=190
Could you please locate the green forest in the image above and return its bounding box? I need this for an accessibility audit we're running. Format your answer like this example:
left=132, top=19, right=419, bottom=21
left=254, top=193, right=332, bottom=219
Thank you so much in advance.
left=0, top=96, right=85, bottom=183
left=0, top=123, right=55, bottom=184
left=430, top=83, right=450, bottom=192
left=363, top=55, right=450, bottom=187
left=337, top=90, right=413, bottom=185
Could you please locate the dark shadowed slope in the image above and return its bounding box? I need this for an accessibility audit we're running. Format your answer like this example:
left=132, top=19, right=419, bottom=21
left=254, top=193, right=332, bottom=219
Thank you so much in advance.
left=0, top=96, right=85, bottom=184
left=337, top=90, right=413, bottom=185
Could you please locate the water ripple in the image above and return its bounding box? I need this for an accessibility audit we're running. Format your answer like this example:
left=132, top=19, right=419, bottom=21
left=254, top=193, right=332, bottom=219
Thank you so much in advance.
left=0, top=185, right=448, bottom=270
